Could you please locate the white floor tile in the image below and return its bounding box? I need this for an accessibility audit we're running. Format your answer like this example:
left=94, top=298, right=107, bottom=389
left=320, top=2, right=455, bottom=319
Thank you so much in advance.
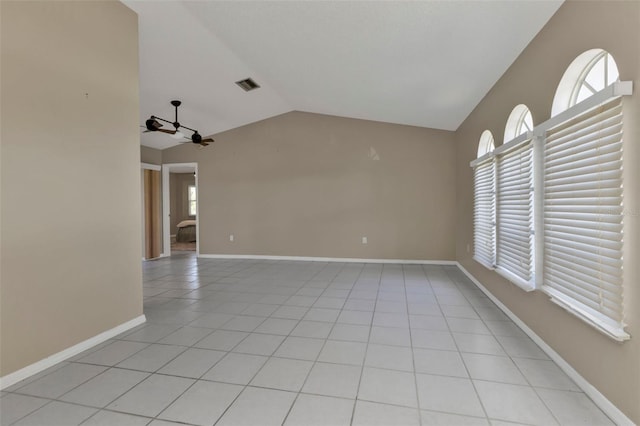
left=15, top=363, right=107, bottom=399
left=303, top=308, right=341, bottom=322
left=12, top=401, right=97, bottom=426
left=302, top=362, right=361, bottom=399
left=358, top=367, right=418, bottom=408
left=254, top=318, right=299, bottom=335
left=416, top=373, right=485, bottom=417
left=271, top=305, right=309, bottom=320
left=158, top=326, right=214, bottom=346
left=273, top=336, right=325, bottom=361
left=81, top=410, right=151, bottom=425
left=372, top=312, right=409, bottom=328
left=121, top=324, right=181, bottom=343
left=536, top=388, right=614, bottom=425
left=250, top=357, right=313, bottom=391
left=337, top=310, right=374, bottom=325
left=157, top=348, right=226, bottom=378
left=409, top=314, right=449, bottom=331
left=343, top=299, right=376, bottom=312
left=216, top=386, right=296, bottom=426
left=201, top=352, right=267, bottom=385
left=453, top=333, right=506, bottom=356
left=187, top=312, right=234, bottom=329
left=441, top=305, right=481, bottom=319
left=107, top=374, right=194, bottom=417
left=242, top=303, right=279, bottom=317
left=0, top=394, right=49, bottom=425
left=116, top=344, right=186, bottom=372
left=411, top=329, right=457, bottom=351
left=231, top=333, right=286, bottom=356
left=462, top=353, right=528, bottom=385
left=329, top=323, right=370, bottom=342
left=494, top=336, right=549, bottom=360
left=76, top=341, right=148, bottom=366
left=193, top=329, right=248, bottom=351
left=59, top=368, right=149, bottom=407
left=318, top=340, right=367, bottom=365
left=446, top=318, right=492, bottom=335
left=219, top=315, right=266, bottom=332
left=421, top=409, right=489, bottom=425
left=474, top=380, right=558, bottom=425
left=413, top=348, right=468, bottom=378
left=352, top=400, right=420, bottom=426
left=369, top=326, right=411, bottom=346
left=290, top=321, right=333, bottom=339
left=284, top=394, right=354, bottom=426
left=365, top=344, right=414, bottom=371
left=512, top=358, right=579, bottom=391
left=158, top=380, right=243, bottom=426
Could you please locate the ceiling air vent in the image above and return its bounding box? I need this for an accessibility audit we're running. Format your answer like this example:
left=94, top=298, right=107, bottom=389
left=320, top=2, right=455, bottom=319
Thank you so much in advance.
left=235, top=78, right=260, bottom=92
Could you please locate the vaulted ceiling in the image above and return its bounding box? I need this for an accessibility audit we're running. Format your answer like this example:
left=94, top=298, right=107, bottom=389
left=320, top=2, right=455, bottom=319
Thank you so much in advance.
left=124, top=1, right=563, bottom=150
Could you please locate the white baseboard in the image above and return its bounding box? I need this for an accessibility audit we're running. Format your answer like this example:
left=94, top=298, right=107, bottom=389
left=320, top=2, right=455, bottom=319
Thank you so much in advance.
left=455, top=263, right=633, bottom=426
left=198, top=253, right=456, bottom=265
left=0, top=314, right=146, bottom=390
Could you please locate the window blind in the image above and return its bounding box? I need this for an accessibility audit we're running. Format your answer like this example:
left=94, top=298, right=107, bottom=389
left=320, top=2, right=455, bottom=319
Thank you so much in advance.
left=473, top=157, right=496, bottom=269
left=496, top=140, right=534, bottom=290
left=541, top=96, right=627, bottom=340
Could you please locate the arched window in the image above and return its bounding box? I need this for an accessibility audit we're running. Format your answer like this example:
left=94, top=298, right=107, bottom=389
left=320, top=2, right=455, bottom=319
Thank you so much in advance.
left=503, top=104, right=533, bottom=143
left=551, top=49, right=619, bottom=116
left=477, top=130, right=495, bottom=157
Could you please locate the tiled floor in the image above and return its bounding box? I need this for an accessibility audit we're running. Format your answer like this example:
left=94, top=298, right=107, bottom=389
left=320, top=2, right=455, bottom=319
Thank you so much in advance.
left=1, top=253, right=615, bottom=425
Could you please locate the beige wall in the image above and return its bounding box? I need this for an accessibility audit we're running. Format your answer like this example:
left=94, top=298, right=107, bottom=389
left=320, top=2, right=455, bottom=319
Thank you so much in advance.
left=170, top=173, right=196, bottom=232
left=163, top=111, right=456, bottom=260
left=141, top=145, right=162, bottom=165
left=454, top=1, right=639, bottom=422
left=0, top=1, right=142, bottom=376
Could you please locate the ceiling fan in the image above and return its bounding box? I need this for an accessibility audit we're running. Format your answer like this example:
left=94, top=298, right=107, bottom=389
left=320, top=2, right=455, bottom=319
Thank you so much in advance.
left=144, top=100, right=214, bottom=147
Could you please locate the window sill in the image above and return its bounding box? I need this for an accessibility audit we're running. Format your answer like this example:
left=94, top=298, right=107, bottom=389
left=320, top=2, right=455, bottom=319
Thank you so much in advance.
left=543, top=286, right=630, bottom=342
left=495, top=267, right=535, bottom=292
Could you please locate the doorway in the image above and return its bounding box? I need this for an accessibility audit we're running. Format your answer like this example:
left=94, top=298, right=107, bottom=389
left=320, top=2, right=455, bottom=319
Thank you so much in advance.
left=141, top=163, right=163, bottom=260
left=162, top=163, right=199, bottom=256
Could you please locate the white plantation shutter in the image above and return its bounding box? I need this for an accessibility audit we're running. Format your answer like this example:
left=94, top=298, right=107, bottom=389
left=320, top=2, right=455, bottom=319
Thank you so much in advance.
left=542, top=96, right=627, bottom=340
left=496, top=140, right=534, bottom=290
left=473, top=157, right=496, bottom=269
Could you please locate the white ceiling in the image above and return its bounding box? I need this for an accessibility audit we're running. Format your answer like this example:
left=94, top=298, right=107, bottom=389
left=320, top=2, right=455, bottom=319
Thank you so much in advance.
left=124, top=0, right=563, bottom=150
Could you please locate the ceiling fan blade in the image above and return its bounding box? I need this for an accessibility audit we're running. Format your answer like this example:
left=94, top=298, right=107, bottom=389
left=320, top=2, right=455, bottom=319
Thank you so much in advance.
left=156, top=128, right=177, bottom=135
left=199, top=142, right=210, bottom=146
left=201, top=138, right=214, bottom=143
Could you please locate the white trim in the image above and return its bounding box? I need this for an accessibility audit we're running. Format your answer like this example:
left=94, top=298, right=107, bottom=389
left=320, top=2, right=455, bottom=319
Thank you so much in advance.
left=536, top=81, right=632, bottom=137
left=198, top=253, right=456, bottom=265
left=492, top=131, right=532, bottom=157
left=469, top=151, right=494, bottom=168
left=455, top=263, right=633, bottom=426
left=544, top=287, right=630, bottom=342
left=0, top=315, right=146, bottom=390
left=141, top=162, right=161, bottom=171
left=494, top=266, right=535, bottom=292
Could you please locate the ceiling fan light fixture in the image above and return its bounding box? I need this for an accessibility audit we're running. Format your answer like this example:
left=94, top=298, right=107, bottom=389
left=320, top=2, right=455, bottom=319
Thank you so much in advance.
left=171, top=130, right=186, bottom=140
left=145, top=117, right=162, bottom=131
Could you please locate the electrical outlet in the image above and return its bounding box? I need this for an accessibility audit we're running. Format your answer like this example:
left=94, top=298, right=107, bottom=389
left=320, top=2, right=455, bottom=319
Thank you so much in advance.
left=362, top=236, right=368, bottom=244
left=229, top=234, right=234, bottom=242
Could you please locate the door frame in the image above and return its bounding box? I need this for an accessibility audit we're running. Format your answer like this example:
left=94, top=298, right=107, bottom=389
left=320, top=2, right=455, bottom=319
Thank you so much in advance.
left=141, top=163, right=162, bottom=260
left=162, top=162, right=199, bottom=257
